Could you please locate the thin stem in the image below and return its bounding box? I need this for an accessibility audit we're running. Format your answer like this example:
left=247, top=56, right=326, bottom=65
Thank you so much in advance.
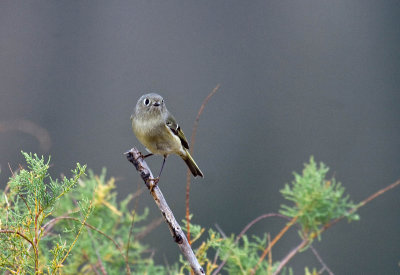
left=320, top=178, right=400, bottom=235
left=267, top=233, right=272, bottom=275
left=273, top=239, right=309, bottom=275
left=42, top=215, right=131, bottom=274
left=54, top=203, right=93, bottom=274
left=126, top=181, right=141, bottom=261
left=251, top=216, right=298, bottom=275
left=310, top=245, right=334, bottom=275
left=186, top=84, right=220, bottom=243
left=236, top=213, right=290, bottom=242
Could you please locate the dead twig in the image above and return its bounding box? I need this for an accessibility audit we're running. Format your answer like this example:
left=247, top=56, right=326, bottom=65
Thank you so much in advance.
left=186, top=84, right=220, bottom=243
left=310, top=245, right=334, bottom=275
left=273, top=239, right=309, bottom=275
left=125, top=148, right=205, bottom=275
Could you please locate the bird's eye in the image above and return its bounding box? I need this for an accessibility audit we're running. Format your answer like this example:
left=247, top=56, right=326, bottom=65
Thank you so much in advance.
left=144, top=98, right=150, bottom=106
left=162, top=99, right=164, bottom=104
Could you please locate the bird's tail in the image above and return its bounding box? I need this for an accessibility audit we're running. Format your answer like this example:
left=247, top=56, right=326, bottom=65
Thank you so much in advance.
left=182, top=149, right=204, bottom=178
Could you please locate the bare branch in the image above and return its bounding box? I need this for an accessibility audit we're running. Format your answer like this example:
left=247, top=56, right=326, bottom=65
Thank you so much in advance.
left=273, top=239, right=309, bottom=275
left=125, top=147, right=205, bottom=275
left=186, top=84, right=220, bottom=243
left=310, top=245, right=334, bottom=275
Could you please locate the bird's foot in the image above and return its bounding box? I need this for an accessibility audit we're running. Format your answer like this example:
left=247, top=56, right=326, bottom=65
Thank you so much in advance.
left=143, top=153, right=154, bottom=159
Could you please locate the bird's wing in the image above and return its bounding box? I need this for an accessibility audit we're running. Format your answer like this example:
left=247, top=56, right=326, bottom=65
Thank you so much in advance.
left=166, top=113, right=189, bottom=149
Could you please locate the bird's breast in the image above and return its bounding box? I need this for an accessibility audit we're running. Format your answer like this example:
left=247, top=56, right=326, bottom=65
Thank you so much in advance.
left=132, top=117, right=182, bottom=155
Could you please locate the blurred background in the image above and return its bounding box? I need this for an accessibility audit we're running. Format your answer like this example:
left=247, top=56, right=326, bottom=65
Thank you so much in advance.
left=1, top=1, right=399, bottom=273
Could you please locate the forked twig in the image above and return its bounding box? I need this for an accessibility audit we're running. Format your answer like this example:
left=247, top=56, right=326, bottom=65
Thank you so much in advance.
left=273, top=239, right=308, bottom=275
left=310, top=245, right=334, bottom=275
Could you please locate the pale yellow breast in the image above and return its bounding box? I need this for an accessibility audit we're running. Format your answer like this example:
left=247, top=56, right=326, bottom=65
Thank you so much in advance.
left=132, top=117, right=183, bottom=156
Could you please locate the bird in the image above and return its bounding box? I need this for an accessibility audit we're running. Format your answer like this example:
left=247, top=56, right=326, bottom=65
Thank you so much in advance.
left=131, top=93, right=204, bottom=179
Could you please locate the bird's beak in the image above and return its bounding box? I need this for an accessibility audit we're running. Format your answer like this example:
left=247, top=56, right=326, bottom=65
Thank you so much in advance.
left=153, top=101, right=161, bottom=106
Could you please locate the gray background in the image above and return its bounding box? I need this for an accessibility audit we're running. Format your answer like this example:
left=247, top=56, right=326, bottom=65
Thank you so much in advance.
left=1, top=1, right=399, bottom=274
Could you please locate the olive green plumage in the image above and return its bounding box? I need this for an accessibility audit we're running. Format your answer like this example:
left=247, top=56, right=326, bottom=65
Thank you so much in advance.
left=131, top=93, right=203, bottom=178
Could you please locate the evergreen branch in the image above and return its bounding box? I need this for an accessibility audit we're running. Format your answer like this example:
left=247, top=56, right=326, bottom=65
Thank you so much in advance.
left=41, top=215, right=131, bottom=274
left=0, top=229, right=38, bottom=273
left=53, top=202, right=93, bottom=274
left=274, top=178, right=400, bottom=274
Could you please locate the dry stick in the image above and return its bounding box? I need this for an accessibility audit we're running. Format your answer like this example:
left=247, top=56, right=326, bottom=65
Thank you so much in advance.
left=273, top=239, right=309, bottom=275
left=273, top=178, right=400, bottom=275
left=236, top=213, right=290, bottom=242
left=186, top=84, right=220, bottom=244
left=310, top=245, right=334, bottom=275
left=125, top=148, right=205, bottom=275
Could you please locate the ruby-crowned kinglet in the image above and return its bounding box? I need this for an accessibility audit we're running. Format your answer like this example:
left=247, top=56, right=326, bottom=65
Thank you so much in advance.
left=131, top=93, right=204, bottom=178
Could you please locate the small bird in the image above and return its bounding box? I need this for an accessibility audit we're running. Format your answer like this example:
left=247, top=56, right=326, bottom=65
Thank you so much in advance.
left=131, top=93, right=204, bottom=178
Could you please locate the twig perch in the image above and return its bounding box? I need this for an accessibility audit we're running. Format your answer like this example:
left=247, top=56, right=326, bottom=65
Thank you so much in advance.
left=125, top=147, right=205, bottom=275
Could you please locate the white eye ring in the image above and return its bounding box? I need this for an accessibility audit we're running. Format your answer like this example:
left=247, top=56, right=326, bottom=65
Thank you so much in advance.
left=144, top=98, right=150, bottom=106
